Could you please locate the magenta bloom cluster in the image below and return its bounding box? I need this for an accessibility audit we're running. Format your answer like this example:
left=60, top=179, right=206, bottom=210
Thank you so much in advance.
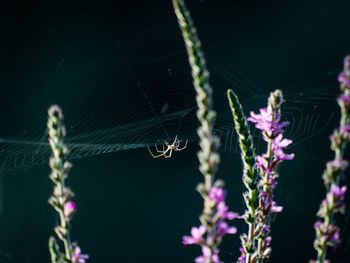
left=248, top=104, right=294, bottom=214
left=315, top=185, right=346, bottom=245
left=312, top=56, right=350, bottom=261
left=248, top=105, right=294, bottom=160
left=248, top=105, right=289, bottom=138
left=183, top=186, right=239, bottom=263
left=237, top=91, right=294, bottom=262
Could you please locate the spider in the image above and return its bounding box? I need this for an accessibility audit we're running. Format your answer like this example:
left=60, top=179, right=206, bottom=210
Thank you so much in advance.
left=147, top=135, right=188, bottom=158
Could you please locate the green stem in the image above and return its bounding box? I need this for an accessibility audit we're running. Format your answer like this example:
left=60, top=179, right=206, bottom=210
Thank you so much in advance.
left=227, top=89, right=259, bottom=263
left=172, top=1, right=220, bottom=263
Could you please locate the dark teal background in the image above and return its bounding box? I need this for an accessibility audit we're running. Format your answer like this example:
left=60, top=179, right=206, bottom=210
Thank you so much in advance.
left=1, top=0, right=350, bottom=262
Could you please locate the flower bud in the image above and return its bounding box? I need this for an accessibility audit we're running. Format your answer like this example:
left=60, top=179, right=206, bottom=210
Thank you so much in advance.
left=64, top=201, right=77, bottom=218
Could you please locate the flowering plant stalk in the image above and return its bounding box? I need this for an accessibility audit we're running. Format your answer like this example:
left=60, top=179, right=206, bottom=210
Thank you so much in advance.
left=172, top=1, right=239, bottom=262
left=312, top=56, right=350, bottom=263
left=251, top=90, right=294, bottom=262
left=232, top=90, right=294, bottom=263
left=47, top=105, right=89, bottom=263
left=227, top=90, right=259, bottom=263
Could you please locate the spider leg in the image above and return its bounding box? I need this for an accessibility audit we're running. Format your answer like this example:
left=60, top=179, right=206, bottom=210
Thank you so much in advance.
left=147, top=146, right=167, bottom=158
left=165, top=149, right=173, bottom=158
left=175, top=140, right=188, bottom=151
left=155, top=144, right=163, bottom=153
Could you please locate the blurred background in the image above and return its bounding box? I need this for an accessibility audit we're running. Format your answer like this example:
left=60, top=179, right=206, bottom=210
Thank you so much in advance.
left=1, top=0, right=350, bottom=262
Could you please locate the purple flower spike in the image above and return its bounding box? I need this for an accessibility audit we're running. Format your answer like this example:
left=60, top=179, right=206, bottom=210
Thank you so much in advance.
left=183, top=225, right=206, bottom=245
left=312, top=56, right=350, bottom=262
left=183, top=185, right=238, bottom=262
left=245, top=90, right=294, bottom=261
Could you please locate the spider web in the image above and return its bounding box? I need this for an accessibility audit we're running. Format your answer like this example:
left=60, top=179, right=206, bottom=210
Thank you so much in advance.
left=0, top=26, right=341, bottom=176
left=1, top=5, right=350, bottom=263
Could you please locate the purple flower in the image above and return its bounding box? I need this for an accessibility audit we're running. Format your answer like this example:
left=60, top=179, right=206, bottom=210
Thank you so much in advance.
left=195, top=247, right=223, bottom=263
left=331, top=231, right=340, bottom=242
left=248, top=106, right=289, bottom=135
left=262, top=225, right=271, bottom=233
left=324, top=224, right=340, bottom=245
left=260, top=193, right=283, bottom=213
left=272, top=134, right=295, bottom=161
left=183, top=225, right=206, bottom=245
left=217, top=202, right=240, bottom=220
left=195, top=255, right=205, bottom=263
left=338, top=72, right=350, bottom=86
left=314, top=221, right=322, bottom=228
left=314, top=221, right=340, bottom=248
left=330, top=184, right=347, bottom=199
left=248, top=106, right=275, bottom=133
left=259, top=190, right=268, bottom=198
left=209, top=187, right=227, bottom=203
left=270, top=200, right=283, bottom=213
left=326, top=158, right=348, bottom=171
left=273, top=134, right=292, bottom=149
left=237, top=248, right=246, bottom=263
left=340, top=124, right=350, bottom=133
left=72, top=246, right=89, bottom=263
left=217, top=221, right=237, bottom=234
left=64, top=201, right=76, bottom=218
left=212, top=252, right=223, bottom=263
left=268, top=177, right=277, bottom=188
left=340, top=93, right=350, bottom=103
left=274, top=147, right=295, bottom=161
left=329, top=184, right=347, bottom=209
left=256, top=155, right=269, bottom=170
left=265, top=236, right=272, bottom=247
left=340, top=124, right=350, bottom=139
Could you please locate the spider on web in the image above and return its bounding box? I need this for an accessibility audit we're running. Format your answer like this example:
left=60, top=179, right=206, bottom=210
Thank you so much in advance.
left=147, top=135, right=188, bottom=158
